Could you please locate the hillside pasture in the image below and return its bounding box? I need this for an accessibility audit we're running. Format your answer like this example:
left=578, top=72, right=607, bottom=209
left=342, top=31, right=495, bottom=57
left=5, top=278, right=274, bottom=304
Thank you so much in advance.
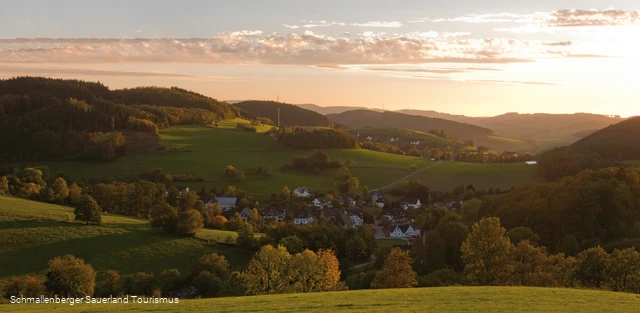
left=0, top=196, right=251, bottom=286
left=3, top=287, right=640, bottom=312
left=405, top=161, right=542, bottom=192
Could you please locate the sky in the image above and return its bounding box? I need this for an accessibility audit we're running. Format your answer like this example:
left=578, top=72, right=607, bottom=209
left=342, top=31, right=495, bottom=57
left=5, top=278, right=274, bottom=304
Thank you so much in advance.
left=0, top=0, right=639, bottom=117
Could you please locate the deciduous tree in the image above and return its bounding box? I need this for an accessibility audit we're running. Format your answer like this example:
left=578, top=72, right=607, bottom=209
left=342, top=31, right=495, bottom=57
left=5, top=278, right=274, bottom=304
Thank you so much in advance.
left=461, top=217, right=513, bottom=286
left=370, top=248, right=418, bottom=289
left=74, top=194, right=102, bottom=225
left=244, top=245, right=292, bottom=295
left=45, top=255, right=96, bottom=297
left=175, top=209, right=204, bottom=236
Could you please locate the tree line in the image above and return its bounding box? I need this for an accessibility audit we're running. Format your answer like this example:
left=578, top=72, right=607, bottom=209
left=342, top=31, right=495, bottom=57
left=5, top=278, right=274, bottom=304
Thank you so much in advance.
left=0, top=77, right=243, bottom=162
left=270, top=127, right=358, bottom=149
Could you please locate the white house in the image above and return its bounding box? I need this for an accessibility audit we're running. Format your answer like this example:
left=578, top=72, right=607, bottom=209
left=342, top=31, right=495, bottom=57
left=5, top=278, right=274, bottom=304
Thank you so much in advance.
left=312, top=197, right=333, bottom=208
left=262, top=207, right=285, bottom=222
left=390, top=224, right=421, bottom=238
left=292, top=186, right=311, bottom=198
left=346, top=208, right=364, bottom=226
left=369, top=190, right=384, bottom=202
left=410, top=141, right=420, bottom=146
left=382, top=208, right=407, bottom=224
left=294, top=209, right=314, bottom=225
left=338, top=195, right=356, bottom=207
left=214, top=197, right=237, bottom=211
left=366, top=136, right=374, bottom=141
left=400, top=198, right=422, bottom=210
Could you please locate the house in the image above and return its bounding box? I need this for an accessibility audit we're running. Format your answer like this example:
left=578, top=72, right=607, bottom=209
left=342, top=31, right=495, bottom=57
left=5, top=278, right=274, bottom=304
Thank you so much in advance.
left=400, top=198, right=422, bottom=210
left=366, top=136, right=374, bottom=141
left=337, top=195, right=356, bottom=207
left=382, top=208, right=407, bottom=224
left=292, top=186, right=311, bottom=198
left=321, top=209, right=355, bottom=228
left=239, top=207, right=252, bottom=221
left=346, top=208, right=364, bottom=226
left=390, top=224, right=421, bottom=238
left=294, top=209, right=314, bottom=225
left=410, top=141, right=420, bottom=146
left=502, top=151, right=518, bottom=157
left=176, top=186, right=190, bottom=192
left=525, top=161, right=537, bottom=165
left=262, top=207, right=285, bottom=222
left=369, top=190, right=384, bottom=203
left=312, top=197, right=333, bottom=208
left=214, top=197, right=238, bottom=211
left=375, top=197, right=386, bottom=208
left=434, top=199, right=464, bottom=210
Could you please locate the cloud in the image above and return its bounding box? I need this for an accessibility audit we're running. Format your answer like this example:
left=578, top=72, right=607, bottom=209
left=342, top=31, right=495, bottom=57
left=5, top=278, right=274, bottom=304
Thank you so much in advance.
left=409, top=18, right=429, bottom=23
left=0, top=32, right=596, bottom=66
left=543, top=41, right=573, bottom=46
left=136, top=30, right=142, bottom=33
left=547, top=9, right=640, bottom=27
left=362, top=67, right=501, bottom=74
left=431, top=13, right=536, bottom=23
left=406, top=75, right=560, bottom=86
left=283, top=20, right=402, bottom=29
left=350, top=21, right=403, bottom=28
left=0, top=65, right=253, bottom=81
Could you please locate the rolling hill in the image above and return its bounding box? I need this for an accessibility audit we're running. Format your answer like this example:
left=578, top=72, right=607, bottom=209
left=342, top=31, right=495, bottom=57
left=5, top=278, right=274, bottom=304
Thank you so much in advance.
left=572, top=116, right=640, bottom=160
left=327, top=110, right=493, bottom=143
left=297, top=103, right=384, bottom=115
left=233, top=100, right=334, bottom=127
left=399, top=109, right=623, bottom=143
left=5, top=287, right=640, bottom=312
left=0, top=196, right=251, bottom=286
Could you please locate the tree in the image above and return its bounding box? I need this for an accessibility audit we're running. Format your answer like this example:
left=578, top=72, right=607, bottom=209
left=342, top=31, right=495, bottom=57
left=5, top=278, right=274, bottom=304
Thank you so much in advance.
left=289, top=249, right=341, bottom=292
left=370, top=248, right=418, bottom=289
left=1, top=276, right=24, bottom=298
left=150, top=203, right=179, bottom=233
left=575, top=246, right=610, bottom=289
left=51, top=177, right=69, bottom=204
left=607, top=248, right=640, bottom=292
left=248, top=208, right=262, bottom=227
left=175, top=209, right=204, bottom=236
left=281, top=186, right=291, bottom=200
left=506, top=227, right=540, bottom=246
left=194, top=253, right=230, bottom=279
left=45, top=255, right=96, bottom=297
left=193, top=271, right=224, bottom=297
left=159, top=269, right=182, bottom=294
left=74, top=194, right=102, bottom=225
left=461, top=217, right=513, bottom=286
left=98, top=270, right=121, bottom=297
left=122, top=272, right=156, bottom=296
left=0, top=176, right=9, bottom=195
left=68, top=183, right=82, bottom=205
left=509, top=241, right=551, bottom=286
left=279, top=235, right=304, bottom=254
left=237, top=222, right=256, bottom=250
left=223, top=165, right=245, bottom=181
left=244, top=245, right=292, bottom=295
left=460, top=198, right=482, bottom=225
left=210, top=215, right=227, bottom=230
left=346, top=236, right=369, bottom=261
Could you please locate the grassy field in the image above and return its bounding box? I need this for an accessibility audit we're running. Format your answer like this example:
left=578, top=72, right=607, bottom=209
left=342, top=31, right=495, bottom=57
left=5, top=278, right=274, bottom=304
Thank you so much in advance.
left=0, top=196, right=252, bottom=285
left=7, top=125, right=439, bottom=198
left=345, top=127, right=452, bottom=146
left=3, top=287, right=639, bottom=312
left=405, top=161, right=542, bottom=191
left=376, top=238, right=408, bottom=250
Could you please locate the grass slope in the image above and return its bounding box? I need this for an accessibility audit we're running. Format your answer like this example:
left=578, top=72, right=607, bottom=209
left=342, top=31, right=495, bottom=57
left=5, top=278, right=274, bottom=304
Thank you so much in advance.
left=405, top=161, right=542, bottom=191
left=3, top=287, right=640, bottom=312
left=9, top=125, right=438, bottom=198
left=0, top=196, right=251, bottom=285
left=345, top=127, right=452, bottom=147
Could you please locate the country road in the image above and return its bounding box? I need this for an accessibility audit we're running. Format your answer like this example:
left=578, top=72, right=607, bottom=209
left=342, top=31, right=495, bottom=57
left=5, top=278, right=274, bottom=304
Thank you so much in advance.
left=373, top=160, right=443, bottom=191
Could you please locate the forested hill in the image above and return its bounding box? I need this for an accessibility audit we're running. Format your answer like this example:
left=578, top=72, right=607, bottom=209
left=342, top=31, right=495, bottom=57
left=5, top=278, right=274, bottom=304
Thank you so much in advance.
left=234, top=100, right=334, bottom=127
left=572, top=116, right=640, bottom=160
left=327, top=110, right=494, bottom=142
left=0, top=77, right=244, bottom=162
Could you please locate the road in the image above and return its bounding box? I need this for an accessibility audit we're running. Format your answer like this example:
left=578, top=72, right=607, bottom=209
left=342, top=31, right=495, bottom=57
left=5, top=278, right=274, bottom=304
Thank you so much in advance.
left=373, top=160, right=443, bottom=191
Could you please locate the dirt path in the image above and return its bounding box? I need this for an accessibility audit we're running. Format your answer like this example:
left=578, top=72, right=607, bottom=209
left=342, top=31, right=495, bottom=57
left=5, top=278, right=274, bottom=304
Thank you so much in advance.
left=373, top=160, right=443, bottom=191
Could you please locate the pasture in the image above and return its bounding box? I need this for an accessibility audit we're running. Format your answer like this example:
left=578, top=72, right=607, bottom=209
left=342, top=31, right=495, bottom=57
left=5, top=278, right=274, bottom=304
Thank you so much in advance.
left=0, top=196, right=251, bottom=285
left=3, top=287, right=639, bottom=312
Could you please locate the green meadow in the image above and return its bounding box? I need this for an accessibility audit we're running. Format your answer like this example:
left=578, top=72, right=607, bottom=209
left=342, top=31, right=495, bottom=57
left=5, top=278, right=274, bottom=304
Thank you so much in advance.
left=3, top=287, right=639, bottom=312
left=0, top=196, right=251, bottom=286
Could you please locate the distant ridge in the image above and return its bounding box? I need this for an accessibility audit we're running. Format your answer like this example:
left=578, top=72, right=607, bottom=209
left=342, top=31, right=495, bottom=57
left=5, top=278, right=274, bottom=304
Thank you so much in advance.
left=234, top=100, right=334, bottom=127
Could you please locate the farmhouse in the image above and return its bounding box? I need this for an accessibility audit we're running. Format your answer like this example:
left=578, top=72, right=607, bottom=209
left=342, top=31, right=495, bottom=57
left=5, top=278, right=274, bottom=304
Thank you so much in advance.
left=294, top=209, right=314, bottom=225
left=312, top=197, right=333, bottom=208
left=321, top=209, right=355, bottom=228
left=214, top=197, right=238, bottom=211
left=262, top=207, right=285, bottom=222
left=400, top=198, right=421, bottom=210
left=337, top=195, right=356, bottom=207
left=369, top=190, right=384, bottom=202
left=346, top=208, right=364, bottom=226
left=390, top=224, right=421, bottom=238
left=240, top=207, right=252, bottom=221
left=366, top=136, right=374, bottom=141
left=410, top=141, right=420, bottom=146
left=382, top=208, right=407, bottom=224
left=292, top=186, right=311, bottom=198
